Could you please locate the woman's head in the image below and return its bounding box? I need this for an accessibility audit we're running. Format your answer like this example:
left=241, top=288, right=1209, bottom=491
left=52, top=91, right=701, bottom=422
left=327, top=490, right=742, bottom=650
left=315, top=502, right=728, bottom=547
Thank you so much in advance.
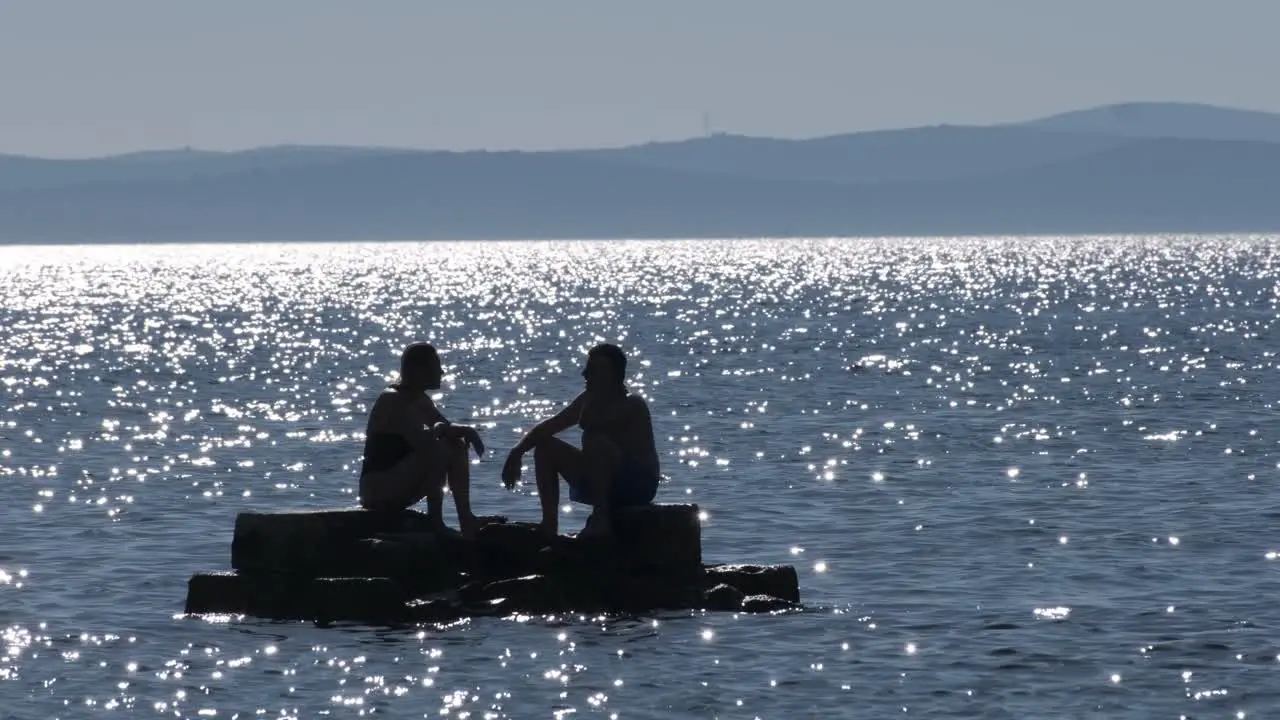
left=394, top=342, right=443, bottom=391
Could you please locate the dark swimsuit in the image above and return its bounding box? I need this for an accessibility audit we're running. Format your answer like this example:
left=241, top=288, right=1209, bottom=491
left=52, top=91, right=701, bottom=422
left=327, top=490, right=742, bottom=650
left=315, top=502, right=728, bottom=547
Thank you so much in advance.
left=362, top=432, right=413, bottom=474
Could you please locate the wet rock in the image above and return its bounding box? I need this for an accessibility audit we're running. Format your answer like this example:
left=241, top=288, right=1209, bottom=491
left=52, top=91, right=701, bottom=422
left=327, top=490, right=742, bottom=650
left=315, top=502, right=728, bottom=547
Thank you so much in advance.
left=245, top=574, right=316, bottom=619
left=185, top=571, right=314, bottom=619
left=185, top=571, right=247, bottom=615
left=600, top=576, right=703, bottom=612
left=521, top=504, right=702, bottom=583
left=528, top=544, right=609, bottom=609
left=231, top=508, right=434, bottom=574
left=463, top=597, right=514, bottom=618
left=231, top=511, right=328, bottom=574
left=612, top=503, right=702, bottom=571
left=473, top=522, right=553, bottom=579
left=230, top=505, right=698, bottom=577
left=328, top=533, right=465, bottom=595
left=455, top=579, right=490, bottom=606
left=326, top=533, right=434, bottom=575
left=193, top=503, right=799, bottom=623
left=475, top=521, right=546, bottom=551
left=533, top=535, right=620, bottom=576
left=741, top=594, right=799, bottom=614
left=406, top=596, right=465, bottom=625
left=311, top=577, right=407, bottom=625
left=704, top=564, right=800, bottom=603
left=702, top=583, right=746, bottom=612
left=479, top=574, right=567, bottom=614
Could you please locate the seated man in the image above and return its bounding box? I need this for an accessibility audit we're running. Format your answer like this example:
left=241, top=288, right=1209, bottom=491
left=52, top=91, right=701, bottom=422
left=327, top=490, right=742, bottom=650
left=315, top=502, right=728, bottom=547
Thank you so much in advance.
left=359, top=342, right=488, bottom=537
left=501, top=343, right=660, bottom=538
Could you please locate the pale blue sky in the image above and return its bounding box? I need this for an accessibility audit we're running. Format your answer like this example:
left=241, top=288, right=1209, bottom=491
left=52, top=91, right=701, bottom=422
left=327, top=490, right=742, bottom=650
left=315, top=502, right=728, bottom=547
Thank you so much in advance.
left=2, top=0, right=1276, bottom=157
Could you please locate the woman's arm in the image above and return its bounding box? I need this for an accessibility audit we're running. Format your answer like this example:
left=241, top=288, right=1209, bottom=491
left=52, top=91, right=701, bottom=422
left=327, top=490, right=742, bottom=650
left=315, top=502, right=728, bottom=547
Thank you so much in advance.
left=391, top=394, right=449, bottom=450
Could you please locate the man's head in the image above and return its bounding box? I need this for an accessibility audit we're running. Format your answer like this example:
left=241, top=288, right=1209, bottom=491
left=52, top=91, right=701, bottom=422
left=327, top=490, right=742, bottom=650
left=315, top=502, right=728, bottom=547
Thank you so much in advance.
left=583, top=343, right=627, bottom=394
left=397, top=342, right=443, bottom=391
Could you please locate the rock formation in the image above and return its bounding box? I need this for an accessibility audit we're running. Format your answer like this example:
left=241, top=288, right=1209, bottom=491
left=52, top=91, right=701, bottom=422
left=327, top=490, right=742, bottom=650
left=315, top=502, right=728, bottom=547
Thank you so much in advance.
left=185, top=503, right=801, bottom=625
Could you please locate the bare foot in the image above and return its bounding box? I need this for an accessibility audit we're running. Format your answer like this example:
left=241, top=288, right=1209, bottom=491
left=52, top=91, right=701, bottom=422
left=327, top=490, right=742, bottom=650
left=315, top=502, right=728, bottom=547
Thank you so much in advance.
left=535, top=521, right=559, bottom=544
left=458, top=515, right=479, bottom=541
left=576, top=513, right=613, bottom=539
left=428, top=516, right=464, bottom=541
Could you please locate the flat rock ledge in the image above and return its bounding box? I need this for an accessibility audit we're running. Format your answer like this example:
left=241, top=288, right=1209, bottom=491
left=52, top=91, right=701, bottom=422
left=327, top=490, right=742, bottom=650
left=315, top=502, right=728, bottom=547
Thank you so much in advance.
left=185, top=503, right=802, bottom=625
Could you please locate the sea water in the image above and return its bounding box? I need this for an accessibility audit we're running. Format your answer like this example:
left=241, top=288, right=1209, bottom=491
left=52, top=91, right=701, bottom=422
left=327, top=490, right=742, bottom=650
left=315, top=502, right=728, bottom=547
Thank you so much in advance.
left=2, top=236, right=1280, bottom=718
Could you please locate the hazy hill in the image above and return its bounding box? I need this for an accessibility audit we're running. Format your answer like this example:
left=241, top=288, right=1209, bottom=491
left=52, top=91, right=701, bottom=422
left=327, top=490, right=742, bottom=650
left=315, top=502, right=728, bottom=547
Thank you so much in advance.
left=7, top=101, right=1280, bottom=193
left=0, top=145, right=400, bottom=192
left=571, top=125, right=1127, bottom=185
left=2, top=101, right=1280, bottom=241
left=575, top=101, right=1280, bottom=185
left=3, top=135, right=1280, bottom=242
left=1014, top=101, right=1280, bottom=143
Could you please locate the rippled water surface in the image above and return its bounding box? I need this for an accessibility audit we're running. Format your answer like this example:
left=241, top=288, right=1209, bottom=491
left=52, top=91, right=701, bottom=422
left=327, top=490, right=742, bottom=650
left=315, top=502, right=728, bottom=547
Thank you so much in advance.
left=4, top=236, right=1280, bottom=718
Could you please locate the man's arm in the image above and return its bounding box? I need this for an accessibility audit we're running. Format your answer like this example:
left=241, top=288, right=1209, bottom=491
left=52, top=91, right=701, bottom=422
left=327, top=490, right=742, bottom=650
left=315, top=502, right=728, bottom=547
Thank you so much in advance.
left=511, top=392, right=586, bottom=455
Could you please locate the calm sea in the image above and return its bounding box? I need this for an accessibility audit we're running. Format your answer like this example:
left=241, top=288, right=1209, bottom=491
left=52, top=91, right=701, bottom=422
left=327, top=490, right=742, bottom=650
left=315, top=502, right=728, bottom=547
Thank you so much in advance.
left=3, top=236, right=1280, bottom=718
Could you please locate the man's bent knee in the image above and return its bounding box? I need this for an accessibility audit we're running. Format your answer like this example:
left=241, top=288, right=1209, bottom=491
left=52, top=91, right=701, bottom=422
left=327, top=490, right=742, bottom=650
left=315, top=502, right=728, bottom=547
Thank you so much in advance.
left=582, top=435, right=620, bottom=465
left=533, top=437, right=560, bottom=461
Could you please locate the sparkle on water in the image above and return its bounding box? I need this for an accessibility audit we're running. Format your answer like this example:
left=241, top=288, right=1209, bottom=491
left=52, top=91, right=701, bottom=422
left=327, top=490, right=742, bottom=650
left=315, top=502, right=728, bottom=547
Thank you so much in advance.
left=4, top=236, right=1280, bottom=717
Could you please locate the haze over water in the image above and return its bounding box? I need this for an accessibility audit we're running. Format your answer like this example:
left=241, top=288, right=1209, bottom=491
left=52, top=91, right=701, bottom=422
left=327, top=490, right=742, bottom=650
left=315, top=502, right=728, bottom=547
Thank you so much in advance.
left=3, top=235, right=1280, bottom=718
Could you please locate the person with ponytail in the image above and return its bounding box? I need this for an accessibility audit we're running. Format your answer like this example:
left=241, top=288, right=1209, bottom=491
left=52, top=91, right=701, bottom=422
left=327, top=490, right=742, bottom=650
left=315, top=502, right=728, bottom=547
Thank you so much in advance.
left=359, top=342, right=487, bottom=537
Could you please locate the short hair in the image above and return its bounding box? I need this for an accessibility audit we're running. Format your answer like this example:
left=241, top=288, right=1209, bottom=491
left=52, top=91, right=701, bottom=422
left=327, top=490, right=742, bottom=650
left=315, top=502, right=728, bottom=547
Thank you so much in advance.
left=588, top=343, right=627, bottom=385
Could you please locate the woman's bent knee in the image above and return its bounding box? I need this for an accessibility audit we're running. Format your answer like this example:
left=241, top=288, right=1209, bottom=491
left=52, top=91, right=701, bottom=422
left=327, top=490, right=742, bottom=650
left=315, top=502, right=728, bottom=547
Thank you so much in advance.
left=404, top=440, right=451, bottom=473
left=360, top=465, right=436, bottom=509
left=359, top=483, right=411, bottom=512
left=447, top=435, right=467, bottom=454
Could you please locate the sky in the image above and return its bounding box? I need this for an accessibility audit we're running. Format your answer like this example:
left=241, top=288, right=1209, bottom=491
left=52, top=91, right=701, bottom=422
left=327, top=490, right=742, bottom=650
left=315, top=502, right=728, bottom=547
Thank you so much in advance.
left=2, top=0, right=1278, bottom=158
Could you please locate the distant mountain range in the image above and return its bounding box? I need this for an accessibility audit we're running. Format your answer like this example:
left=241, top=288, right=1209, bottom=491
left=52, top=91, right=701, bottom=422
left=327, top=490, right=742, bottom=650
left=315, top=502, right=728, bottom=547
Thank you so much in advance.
left=3, top=101, right=1280, bottom=242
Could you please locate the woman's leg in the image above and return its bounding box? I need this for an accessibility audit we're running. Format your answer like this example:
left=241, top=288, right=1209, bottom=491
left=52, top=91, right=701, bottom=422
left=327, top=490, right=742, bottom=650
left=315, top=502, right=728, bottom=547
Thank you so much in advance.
left=359, top=440, right=449, bottom=514
left=442, top=436, right=480, bottom=535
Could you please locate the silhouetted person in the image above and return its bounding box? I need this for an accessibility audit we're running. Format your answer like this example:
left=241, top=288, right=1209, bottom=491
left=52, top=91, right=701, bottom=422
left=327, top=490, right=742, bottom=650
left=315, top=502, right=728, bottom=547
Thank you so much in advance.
left=502, top=343, right=660, bottom=538
left=359, top=342, right=486, bottom=537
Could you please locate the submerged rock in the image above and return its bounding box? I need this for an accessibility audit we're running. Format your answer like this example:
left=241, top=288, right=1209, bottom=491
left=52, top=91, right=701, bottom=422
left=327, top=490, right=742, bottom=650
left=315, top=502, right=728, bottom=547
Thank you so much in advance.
left=601, top=575, right=703, bottom=612
left=406, top=596, right=465, bottom=625
left=185, top=570, right=317, bottom=619
left=702, top=583, right=746, bottom=612
left=185, top=571, right=246, bottom=615
left=311, top=577, right=407, bottom=625
left=741, top=594, right=800, bottom=614
left=703, top=564, right=800, bottom=603
left=478, top=574, right=567, bottom=614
